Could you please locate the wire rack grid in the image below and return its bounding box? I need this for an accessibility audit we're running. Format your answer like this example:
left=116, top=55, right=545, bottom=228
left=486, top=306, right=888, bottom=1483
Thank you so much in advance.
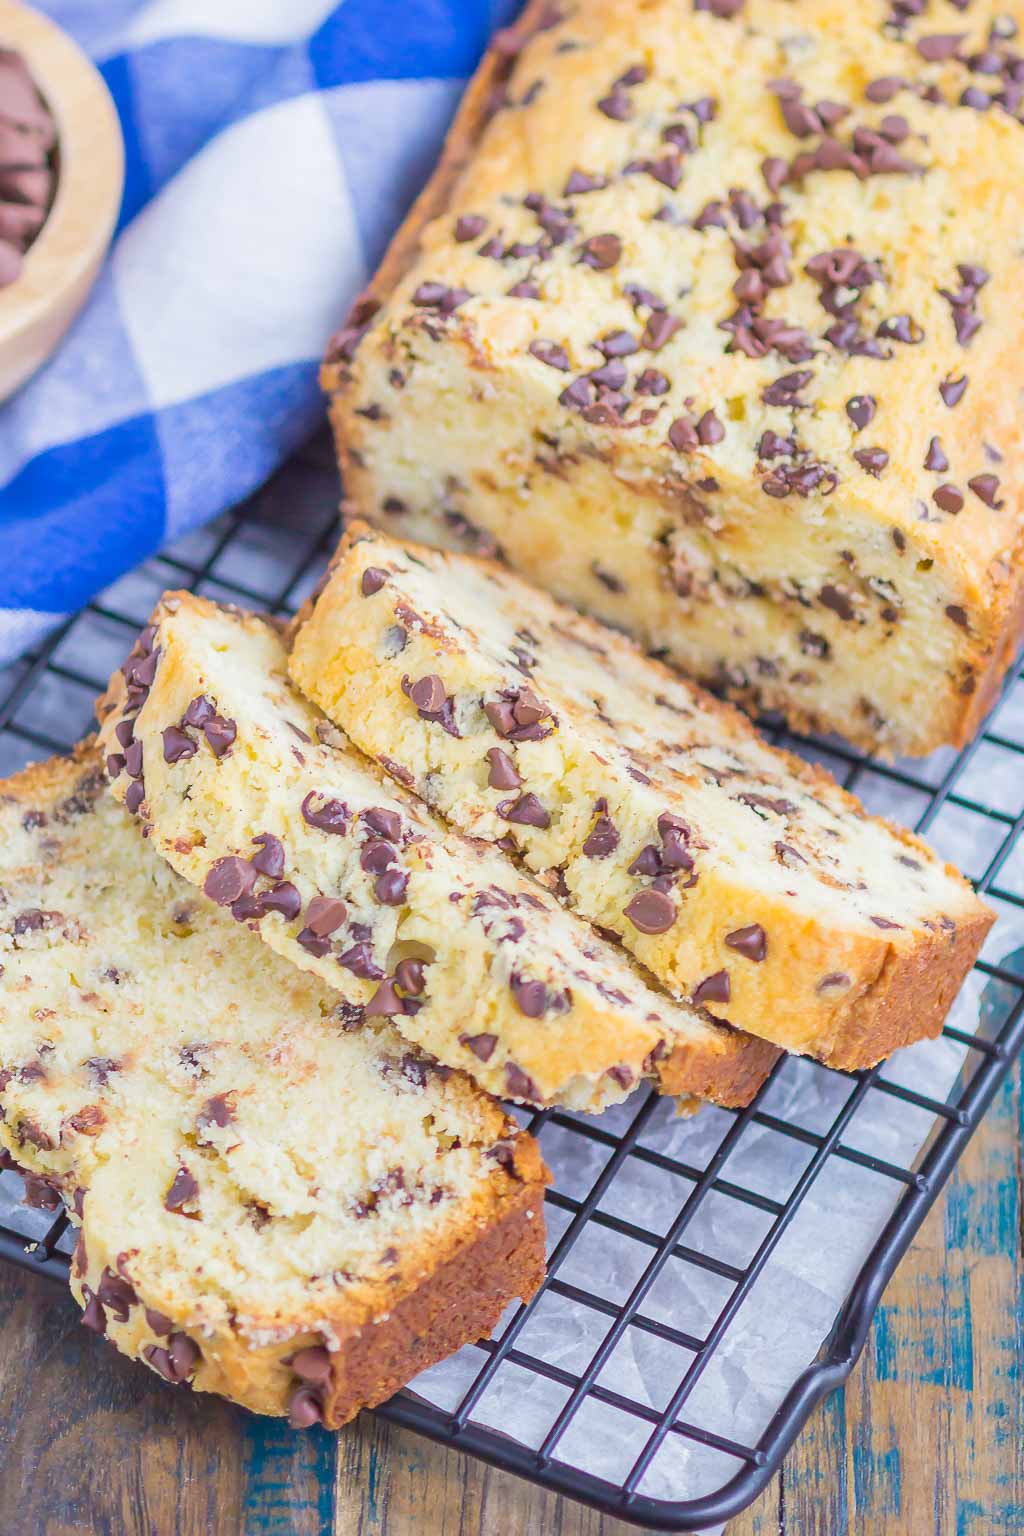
left=1, top=432, right=1023, bottom=1532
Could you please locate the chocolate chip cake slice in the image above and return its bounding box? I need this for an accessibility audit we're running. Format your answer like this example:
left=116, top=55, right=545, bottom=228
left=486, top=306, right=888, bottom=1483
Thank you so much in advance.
left=0, top=745, right=546, bottom=1427
left=289, top=523, right=991, bottom=1071
left=323, top=0, right=1024, bottom=757
left=96, top=595, right=778, bottom=1112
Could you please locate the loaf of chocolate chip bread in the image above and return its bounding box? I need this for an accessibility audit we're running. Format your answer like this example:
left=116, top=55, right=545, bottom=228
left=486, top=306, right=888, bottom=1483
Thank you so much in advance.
left=323, top=0, right=1024, bottom=757
left=0, top=745, right=547, bottom=1428
left=289, top=523, right=992, bottom=1070
left=95, top=596, right=780, bottom=1111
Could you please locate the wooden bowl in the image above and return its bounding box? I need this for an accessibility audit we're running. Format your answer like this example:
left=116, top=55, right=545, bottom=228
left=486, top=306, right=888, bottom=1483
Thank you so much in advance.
left=0, top=0, right=123, bottom=402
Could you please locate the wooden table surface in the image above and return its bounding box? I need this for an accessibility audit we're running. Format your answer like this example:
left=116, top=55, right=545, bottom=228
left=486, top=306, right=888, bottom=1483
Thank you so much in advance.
left=1, top=1057, right=1020, bottom=1536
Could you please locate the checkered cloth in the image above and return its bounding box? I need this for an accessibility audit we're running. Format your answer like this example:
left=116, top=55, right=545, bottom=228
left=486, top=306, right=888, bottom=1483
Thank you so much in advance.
left=0, top=0, right=514, bottom=663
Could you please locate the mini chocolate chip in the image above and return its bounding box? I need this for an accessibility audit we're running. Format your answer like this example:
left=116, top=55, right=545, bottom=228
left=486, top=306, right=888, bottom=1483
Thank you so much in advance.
left=498, top=793, right=550, bottom=829
left=870, top=915, right=904, bottom=930
left=845, top=395, right=875, bottom=431
left=366, top=978, right=404, bottom=1016
left=923, top=436, right=949, bottom=472
left=251, top=832, right=285, bottom=878
left=363, top=807, right=402, bottom=841
left=407, top=674, right=447, bottom=714
left=196, top=1094, right=234, bottom=1132
left=106, top=753, right=125, bottom=778
left=692, top=969, right=730, bottom=1006
left=360, top=838, right=396, bottom=873
left=145, top=1307, right=173, bottom=1337
left=96, top=1266, right=138, bottom=1322
left=204, top=857, right=256, bottom=906
left=945, top=605, right=969, bottom=629
left=304, top=896, right=348, bottom=937
left=301, top=792, right=350, bottom=834
left=124, top=741, right=144, bottom=779
left=939, top=375, right=967, bottom=408
left=81, top=1291, right=106, bottom=1335
left=697, top=409, right=724, bottom=446
left=819, top=585, right=855, bottom=621
left=583, top=815, right=619, bottom=857
left=641, top=311, right=682, bottom=350
left=337, top=942, right=384, bottom=980
left=455, top=213, right=487, bottom=242
left=854, top=446, right=888, bottom=476
left=668, top=417, right=698, bottom=453
left=510, top=976, right=548, bottom=1017
left=486, top=748, right=521, bottom=790
left=374, top=869, right=409, bottom=905
left=395, top=958, right=426, bottom=994
left=203, top=716, right=236, bottom=757
left=460, top=1032, right=498, bottom=1061
left=164, top=1167, right=198, bottom=1212
left=933, top=484, right=964, bottom=514
left=916, top=32, right=965, bottom=62
left=623, top=889, right=675, bottom=934
left=162, top=727, right=196, bottom=764
left=817, top=971, right=851, bottom=992
left=260, top=882, right=302, bottom=921
left=361, top=567, right=389, bottom=596
left=288, top=1387, right=324, bottom=1429
left=579, top=233, right=622, bottom=270
left=504, top=1062, right=542, bottom=1102
left=968, top=474, right=1002, bottom=508
left=183, top=695, right=215, bottom=728
left=725, top=924, right=767, bottom=961
left=529, top=339, right=571, bottom=371
left=289, top=1345, right=333, bottom=1386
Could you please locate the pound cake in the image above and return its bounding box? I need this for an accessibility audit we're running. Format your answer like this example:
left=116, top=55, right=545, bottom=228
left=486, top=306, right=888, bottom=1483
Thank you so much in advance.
left=0, top=746, right=547, bottom=1427
left=95, top=596, right=780, bottom=1112
left=324, top=0, right=1024, bottom=757
left=289, top=523, right=992, bottom=1070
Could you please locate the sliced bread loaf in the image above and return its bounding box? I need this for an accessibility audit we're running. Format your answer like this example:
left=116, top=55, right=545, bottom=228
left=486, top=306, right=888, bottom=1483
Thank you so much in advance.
left=289, top=523, right=992, bottom=1070
left=0, top=746, right=546, bottom=1427
left=96, top=594, right=779, bottom=1112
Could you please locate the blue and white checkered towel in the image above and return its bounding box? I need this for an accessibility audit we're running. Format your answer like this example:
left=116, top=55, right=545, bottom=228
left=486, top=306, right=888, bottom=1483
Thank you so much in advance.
left=0, top=0, right=514, bottom=663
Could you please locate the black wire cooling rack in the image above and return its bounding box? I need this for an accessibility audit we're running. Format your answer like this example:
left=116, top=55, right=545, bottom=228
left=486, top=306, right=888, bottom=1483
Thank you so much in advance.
left=2, top=431, right=1023, bottom=1532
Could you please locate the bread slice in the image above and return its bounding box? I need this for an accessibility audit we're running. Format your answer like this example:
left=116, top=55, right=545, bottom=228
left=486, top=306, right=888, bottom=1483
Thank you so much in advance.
left=0, top=745, right=546, bottom=1428
left=289, top=523, right=992, bottom=1070
left=323, top=0, right=1024, bottom=758
left=95, top=594, right=779, bottom=1112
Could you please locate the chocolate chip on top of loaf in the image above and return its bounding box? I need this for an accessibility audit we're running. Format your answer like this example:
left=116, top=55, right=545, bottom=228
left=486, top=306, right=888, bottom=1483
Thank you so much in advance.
left=324, top=0, right=1024, bottom=757
left=290, top=523, right=992, bottom=1071
left=96, top=594, right=780, bottom=1112
left=0, top=746, right=546, bottom=1427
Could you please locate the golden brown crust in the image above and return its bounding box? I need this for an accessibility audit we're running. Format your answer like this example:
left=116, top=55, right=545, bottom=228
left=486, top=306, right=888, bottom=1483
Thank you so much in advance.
left=657, top=1029, right=781, bottom=1107
left=820, top=906, right=993, bottom=1073
left=324, top=1171, right=546, bottom=1426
